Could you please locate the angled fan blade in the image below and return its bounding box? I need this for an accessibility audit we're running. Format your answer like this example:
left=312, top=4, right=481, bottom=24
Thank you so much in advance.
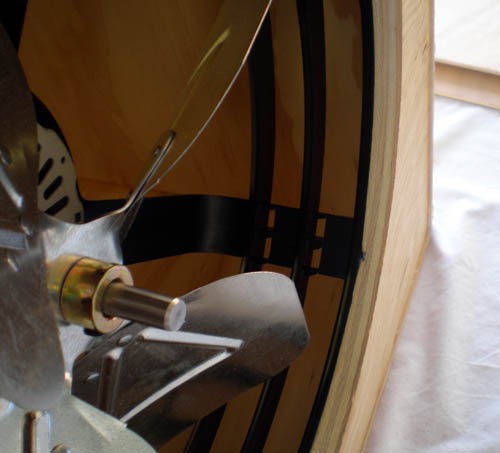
left=0, top=26, right=65, bottom=409
left=73, top=272, right=309, bottom=446
left=114, top=0, right=272, bottom=224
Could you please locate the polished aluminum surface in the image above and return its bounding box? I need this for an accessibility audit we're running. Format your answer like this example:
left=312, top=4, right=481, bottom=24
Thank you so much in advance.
left=0, top=26, right=64, bottom=410
left=41, top=214, right=122, bottom=264
left=0, top=392, right=154, bottom=452
left=0, top=220, right=26, bottom=249
left=73, top=272, right=309, bottom=445
left=102, top=283, right=186, bottom=331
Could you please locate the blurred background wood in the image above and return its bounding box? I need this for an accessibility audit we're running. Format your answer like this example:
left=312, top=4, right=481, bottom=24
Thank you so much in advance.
left=435, top=62, right=500, bottom=111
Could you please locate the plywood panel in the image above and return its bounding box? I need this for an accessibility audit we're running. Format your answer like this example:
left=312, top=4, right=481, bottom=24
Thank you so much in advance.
left=211, top=385, right=263, bottom=451
left=264, top=0, right=363, bottom=450
left=319, top=0, right=363, bottom=218
left=269, top=0, right=304, bottom=209
left=264, top=276, right=344, bottom=453
left=312, top=0, right=432, bottom=451
left=20, top=0, right=251, bottom=200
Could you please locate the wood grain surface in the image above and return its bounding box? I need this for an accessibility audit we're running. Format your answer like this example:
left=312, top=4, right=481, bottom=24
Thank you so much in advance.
left=435, top=62, right=500, bottom=110
left=312, top=0, right=432, bottom=451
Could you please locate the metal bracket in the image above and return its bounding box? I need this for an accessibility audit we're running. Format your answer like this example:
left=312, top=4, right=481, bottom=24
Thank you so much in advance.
left=84, top=194, right=354, bottom=279
left=268, top=205, right=353, bottom=278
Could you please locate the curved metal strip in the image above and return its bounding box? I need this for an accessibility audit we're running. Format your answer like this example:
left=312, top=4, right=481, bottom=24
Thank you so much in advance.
left=242, top=0, right=327, bottom=449
left=86, top=195, right=354, bottom=279
left=299, top=0, right=375, bottom=449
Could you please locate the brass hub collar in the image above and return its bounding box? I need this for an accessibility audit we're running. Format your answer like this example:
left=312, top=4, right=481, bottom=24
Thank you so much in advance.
left=50, top=256, right=133, bottom=333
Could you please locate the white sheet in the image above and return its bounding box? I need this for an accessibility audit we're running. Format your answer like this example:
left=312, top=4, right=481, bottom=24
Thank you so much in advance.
left=435, top=0, right=500, bottom=74
left=366, top=97, right=500, bottom=452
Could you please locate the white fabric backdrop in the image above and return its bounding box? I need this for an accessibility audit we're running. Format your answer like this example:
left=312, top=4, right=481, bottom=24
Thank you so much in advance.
left=367, top=97, right=500, bottom=452
left=435, top=0, right=500, bottom=73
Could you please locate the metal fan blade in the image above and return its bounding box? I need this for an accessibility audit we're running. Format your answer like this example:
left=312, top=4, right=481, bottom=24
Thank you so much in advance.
left=72, top=272, right=309, bottom=447
left=0, top=25, right=65, bottom=409
left=0, top=392, right=154, bottom=452
left=114, top=0, right=272, bottom=225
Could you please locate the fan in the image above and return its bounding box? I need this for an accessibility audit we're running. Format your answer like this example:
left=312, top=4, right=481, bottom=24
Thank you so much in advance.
left=0, top=1, right=316, bottom=450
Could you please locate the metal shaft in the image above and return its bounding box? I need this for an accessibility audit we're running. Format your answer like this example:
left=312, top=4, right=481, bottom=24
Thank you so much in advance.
left=102, top=283, right=186, bottom=331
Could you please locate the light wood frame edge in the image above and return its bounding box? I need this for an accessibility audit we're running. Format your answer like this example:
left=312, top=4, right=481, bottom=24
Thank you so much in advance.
left=312, top=0, right=433, bottom=451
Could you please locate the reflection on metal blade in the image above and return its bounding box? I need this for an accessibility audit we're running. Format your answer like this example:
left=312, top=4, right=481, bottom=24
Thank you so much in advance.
left=117, top=0, right=273, bottom=219
left=73, top=272, right=308, bottom=447
left=0, top=25, right=65, bottom=409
